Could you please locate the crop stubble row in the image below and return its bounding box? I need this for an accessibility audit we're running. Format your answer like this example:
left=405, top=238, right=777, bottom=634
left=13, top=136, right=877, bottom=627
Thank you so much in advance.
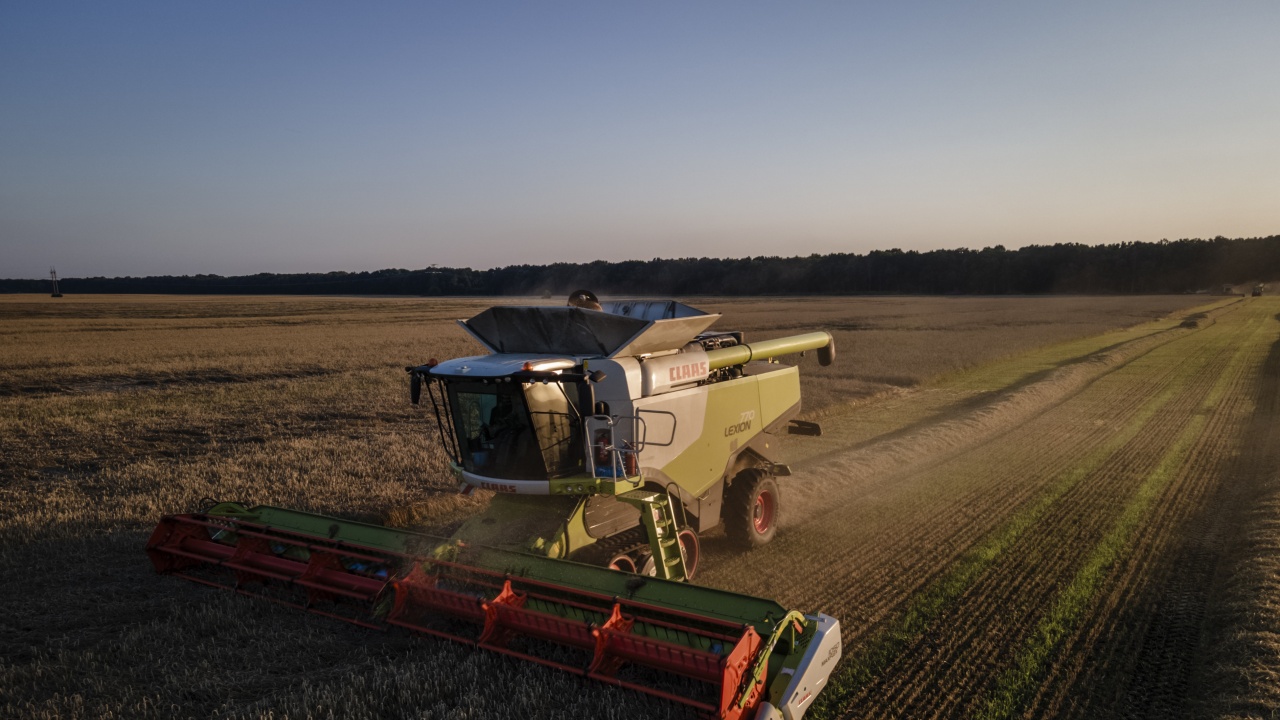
left=709, top=327, right=1199, bottom=710
left=839, top=299, right=1269, bottom=712
left=765, top=301, right=1268, bottom=719
left=973, top=304, right=1265, bottom=719
left=1026, top=304, right=1280, bottom=719
left=1191, top=303, right=1280, bottom=718
left=707, top=303, right=1231, bottom=616
left=829, top=304, right=1255, bottom=719
left=699, top=314, right=1207, bottom=621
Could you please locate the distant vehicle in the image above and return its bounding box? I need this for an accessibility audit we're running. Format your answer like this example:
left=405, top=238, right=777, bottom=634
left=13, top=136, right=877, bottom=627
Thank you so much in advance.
left=1221, top=284, right=1235, bottom=295
left=1254, top=283, right=1265, bottom=297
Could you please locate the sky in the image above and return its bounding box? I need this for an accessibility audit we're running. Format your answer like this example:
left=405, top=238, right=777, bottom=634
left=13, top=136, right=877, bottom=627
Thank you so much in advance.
left=2, top=1, right=1278, bottom=278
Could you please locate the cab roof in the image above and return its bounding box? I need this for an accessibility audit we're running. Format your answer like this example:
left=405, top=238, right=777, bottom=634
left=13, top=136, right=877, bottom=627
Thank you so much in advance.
left=430, top=354, right=578, bottom=379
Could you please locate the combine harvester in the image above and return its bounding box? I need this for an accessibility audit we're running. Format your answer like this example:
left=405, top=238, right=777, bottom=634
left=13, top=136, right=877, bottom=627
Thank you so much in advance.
left=148, top=300, right=842, bottom=719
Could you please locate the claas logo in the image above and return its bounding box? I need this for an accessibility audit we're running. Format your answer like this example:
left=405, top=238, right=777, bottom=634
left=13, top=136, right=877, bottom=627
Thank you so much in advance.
left=668, top=360, right=708, bottom=382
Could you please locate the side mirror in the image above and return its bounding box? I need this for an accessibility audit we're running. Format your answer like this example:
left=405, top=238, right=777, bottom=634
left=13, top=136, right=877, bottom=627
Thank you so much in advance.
left=410, top=373, right=422, bottom=405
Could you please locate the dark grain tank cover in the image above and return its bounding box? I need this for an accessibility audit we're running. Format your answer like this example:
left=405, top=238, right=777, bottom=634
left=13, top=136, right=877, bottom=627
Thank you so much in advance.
left=462, top=304, right=720, bottom=357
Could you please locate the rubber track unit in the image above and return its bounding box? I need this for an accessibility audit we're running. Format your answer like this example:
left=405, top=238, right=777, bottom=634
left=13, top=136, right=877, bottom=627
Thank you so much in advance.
left=571, top=525, right=650, bottom=566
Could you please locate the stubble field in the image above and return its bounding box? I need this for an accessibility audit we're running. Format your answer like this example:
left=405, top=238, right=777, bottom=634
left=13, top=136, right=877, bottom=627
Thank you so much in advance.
left=3, top=293, right=1277, bottom=719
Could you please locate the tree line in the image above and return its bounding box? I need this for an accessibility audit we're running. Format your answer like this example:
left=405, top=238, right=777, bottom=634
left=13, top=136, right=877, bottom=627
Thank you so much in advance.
left=4, top=235, right=1276, bottom=296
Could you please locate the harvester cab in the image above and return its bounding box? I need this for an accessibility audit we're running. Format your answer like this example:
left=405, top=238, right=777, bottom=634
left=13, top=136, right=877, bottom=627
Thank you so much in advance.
left=409, top=300, right=835, bottom=581
left=147, top=299, right=842, bottom=720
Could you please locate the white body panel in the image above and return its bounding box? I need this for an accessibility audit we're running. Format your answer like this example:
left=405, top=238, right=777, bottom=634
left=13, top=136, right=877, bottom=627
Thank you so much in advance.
left=582, top=357, right=643, bottom=401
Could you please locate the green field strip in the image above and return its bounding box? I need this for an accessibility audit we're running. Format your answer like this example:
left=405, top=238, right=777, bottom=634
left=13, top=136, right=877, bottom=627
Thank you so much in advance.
left=804, top=325, right=1226, bottom=719
left=973, top=308, right=1266, bottom=720
left=788, top=299, right=1228, bottom=465
left=1190, top=299, right=1280, bottom=719
left=1024, top=305, right=1280, bottom=718
left=896, top=313, right=1255, bottom=717
left=932, top=297, right=1235, bottom=394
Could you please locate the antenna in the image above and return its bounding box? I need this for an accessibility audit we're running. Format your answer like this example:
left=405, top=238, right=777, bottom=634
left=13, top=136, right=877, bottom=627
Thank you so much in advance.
left=50, top=267, right=63, bottom=298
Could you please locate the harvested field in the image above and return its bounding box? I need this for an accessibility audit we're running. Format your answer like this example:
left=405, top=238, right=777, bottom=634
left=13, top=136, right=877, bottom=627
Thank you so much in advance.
left=3, top=292, right=1277, bottom=719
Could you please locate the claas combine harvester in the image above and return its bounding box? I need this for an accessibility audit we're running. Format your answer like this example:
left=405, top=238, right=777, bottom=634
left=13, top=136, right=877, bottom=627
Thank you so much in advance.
left=147, top=300, right=842, bottom=719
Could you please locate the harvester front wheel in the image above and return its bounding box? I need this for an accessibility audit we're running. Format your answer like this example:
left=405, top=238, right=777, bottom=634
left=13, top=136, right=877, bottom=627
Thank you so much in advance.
left=677, top=527, right=700, bottom=580
left=726, top=469, right=780, bottom=549
left=637, top=553, right=658, bottom=576
left=607, top=552, right=638, bottom=573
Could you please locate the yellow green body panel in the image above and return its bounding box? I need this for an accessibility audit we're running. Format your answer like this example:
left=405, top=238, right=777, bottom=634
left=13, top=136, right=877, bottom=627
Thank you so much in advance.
left=641, top=363, right=800, bottom=499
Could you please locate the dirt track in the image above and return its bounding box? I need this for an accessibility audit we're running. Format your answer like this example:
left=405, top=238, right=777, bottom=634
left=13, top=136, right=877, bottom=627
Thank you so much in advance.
left=693, top=297, right=1280, bottom=719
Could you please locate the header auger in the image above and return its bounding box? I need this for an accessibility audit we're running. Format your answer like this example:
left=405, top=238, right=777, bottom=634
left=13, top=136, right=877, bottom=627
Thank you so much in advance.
left=148, top=299, right=842, bottom=719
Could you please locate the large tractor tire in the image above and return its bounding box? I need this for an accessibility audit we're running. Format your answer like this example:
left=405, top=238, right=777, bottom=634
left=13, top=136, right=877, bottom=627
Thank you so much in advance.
left=677, top=527, right=700, bottom=580
left=725, top=469, right=780, bottom=549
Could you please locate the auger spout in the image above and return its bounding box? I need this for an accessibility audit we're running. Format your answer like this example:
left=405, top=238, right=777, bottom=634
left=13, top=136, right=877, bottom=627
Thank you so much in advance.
left=705, top=331, right=835, bottom=370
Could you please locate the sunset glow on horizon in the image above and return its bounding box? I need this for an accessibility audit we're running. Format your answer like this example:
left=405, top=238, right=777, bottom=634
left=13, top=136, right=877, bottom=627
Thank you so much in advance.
left=2, top=1, right=1277, bottom=278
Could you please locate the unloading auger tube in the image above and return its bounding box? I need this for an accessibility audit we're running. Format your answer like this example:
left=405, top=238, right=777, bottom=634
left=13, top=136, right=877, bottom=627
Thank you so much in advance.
left=147, top=503, right=842, bottom=719
left=704, top=331, right=835, bottom=370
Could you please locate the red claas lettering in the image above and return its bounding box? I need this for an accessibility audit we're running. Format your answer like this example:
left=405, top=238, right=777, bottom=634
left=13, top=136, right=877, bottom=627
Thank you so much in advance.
left=667, top=361, right=708, bottom=383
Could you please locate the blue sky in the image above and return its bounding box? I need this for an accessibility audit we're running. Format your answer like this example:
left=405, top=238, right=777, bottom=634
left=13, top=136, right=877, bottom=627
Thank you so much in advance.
left=2, top=1, right=1277, bottom=277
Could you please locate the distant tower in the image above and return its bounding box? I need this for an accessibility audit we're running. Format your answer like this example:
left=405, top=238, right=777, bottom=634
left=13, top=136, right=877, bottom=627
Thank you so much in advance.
left=50, top=267, right=63, bottom=298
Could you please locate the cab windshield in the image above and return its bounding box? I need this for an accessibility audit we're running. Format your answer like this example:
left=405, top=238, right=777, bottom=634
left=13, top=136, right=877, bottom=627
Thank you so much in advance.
left=448, top=380, right=582, bottom=480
